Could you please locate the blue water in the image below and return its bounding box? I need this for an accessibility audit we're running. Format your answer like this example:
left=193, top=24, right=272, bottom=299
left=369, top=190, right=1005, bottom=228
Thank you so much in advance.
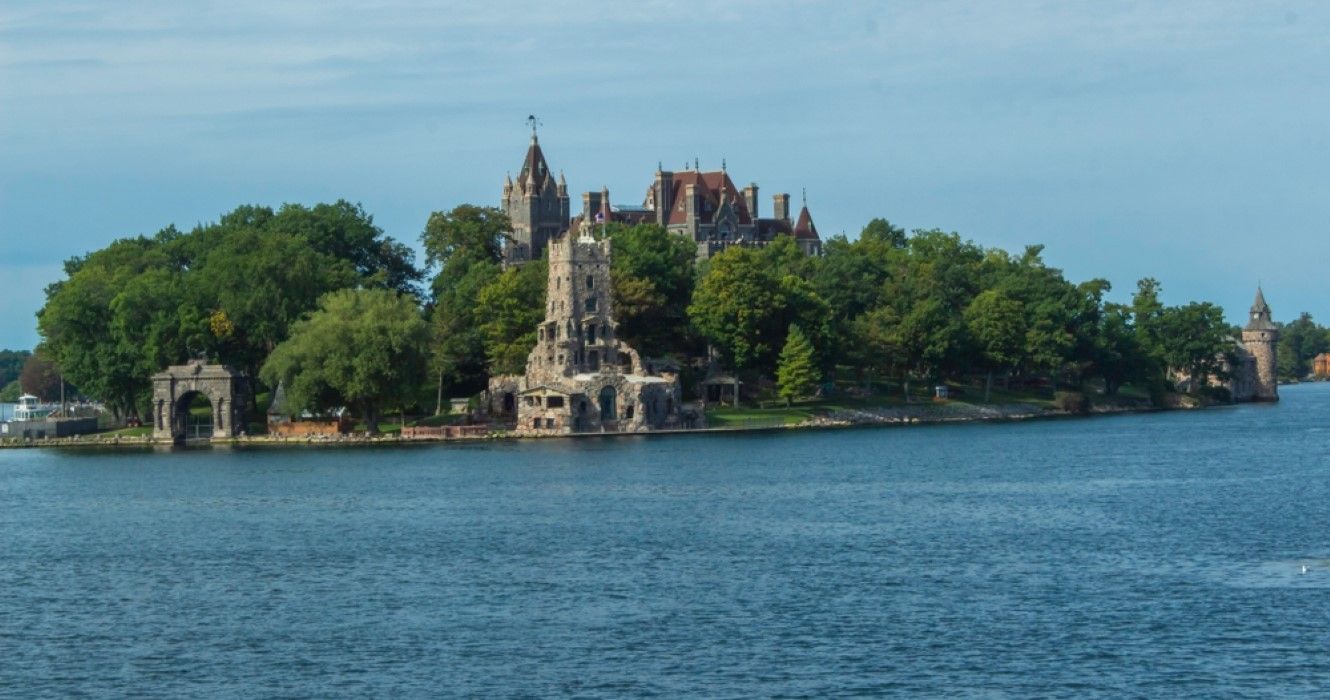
left=3, top=386, right=1330, bottom=697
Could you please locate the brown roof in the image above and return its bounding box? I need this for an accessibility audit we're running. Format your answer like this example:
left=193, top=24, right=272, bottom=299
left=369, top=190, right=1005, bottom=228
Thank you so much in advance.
left=517, top=137, right=552, bottom=191
left=756, top=218, right=793, bottom=240
left=792, top=206, right=819, bottom=240
left=664, top=170, right=753, bottom=226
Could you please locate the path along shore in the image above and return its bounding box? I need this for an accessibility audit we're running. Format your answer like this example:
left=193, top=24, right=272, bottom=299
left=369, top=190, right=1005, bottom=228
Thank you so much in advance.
left=0, top=398, right=1176, bottom=450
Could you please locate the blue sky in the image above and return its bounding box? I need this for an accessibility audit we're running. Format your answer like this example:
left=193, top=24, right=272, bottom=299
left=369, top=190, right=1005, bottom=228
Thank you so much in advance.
left=2, top=1, right=1327, bottom=350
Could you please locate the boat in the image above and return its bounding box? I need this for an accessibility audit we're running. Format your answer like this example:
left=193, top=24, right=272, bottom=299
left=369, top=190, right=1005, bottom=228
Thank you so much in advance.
left=12, top=394, right=55, bottom=422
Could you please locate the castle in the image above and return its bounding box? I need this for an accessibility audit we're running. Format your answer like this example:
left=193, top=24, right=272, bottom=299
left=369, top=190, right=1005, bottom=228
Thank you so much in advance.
left=1177, top=287, right=1279, bottom=402
left=1236, top=287, right=1279, bottom=402
left=487, top=232, right=683, bottom=435
left=500, top=130, right=822, bottom=263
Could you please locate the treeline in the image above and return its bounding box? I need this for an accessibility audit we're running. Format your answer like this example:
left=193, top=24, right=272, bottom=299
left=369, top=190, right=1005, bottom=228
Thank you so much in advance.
left=30, top=201, right=1285, bottom=429
left=36, top=201, right=418, bottom=418
left=1277, top=314, right=1330, bottom=381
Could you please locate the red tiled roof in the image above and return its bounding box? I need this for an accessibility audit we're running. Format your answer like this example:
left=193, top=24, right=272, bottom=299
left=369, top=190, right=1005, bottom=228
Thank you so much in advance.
left=664, top=171, right=753, bottom=226
left=792, top=206, right=819, bottom=240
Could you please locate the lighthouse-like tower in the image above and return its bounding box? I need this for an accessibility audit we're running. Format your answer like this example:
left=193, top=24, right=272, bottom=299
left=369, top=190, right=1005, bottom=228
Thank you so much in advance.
left=1241, top=287, right=1279, bottom=402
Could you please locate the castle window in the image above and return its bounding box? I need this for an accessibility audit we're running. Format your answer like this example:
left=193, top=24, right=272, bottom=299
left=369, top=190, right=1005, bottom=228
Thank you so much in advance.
left=586, top=275, right=594, bottom=289
left=585, top=297, right=597, bottom=312
left=588, top=350, right=599, bottom=371
left=588, top=325, right=596, bottom=343
left=625, top=404, right=634, bottom=420
left=547, top=396, right=564, bottom=409
left=545, top=418, right=555, bottom=429
left=533, top=418, right=540, bottom=429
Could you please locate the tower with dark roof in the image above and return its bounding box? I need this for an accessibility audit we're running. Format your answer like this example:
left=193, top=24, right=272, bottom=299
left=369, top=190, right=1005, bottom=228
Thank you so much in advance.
left=1241, top=286, right=1279, bottom=401
left=500, top=129, right=569, bottom=263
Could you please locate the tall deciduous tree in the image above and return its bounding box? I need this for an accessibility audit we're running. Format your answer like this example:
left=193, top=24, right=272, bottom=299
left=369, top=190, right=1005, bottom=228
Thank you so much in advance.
left=19, top=349, right=63, bottom=401
left=964, top=290, right=1024, bottom=401
left=606, top=223, right=697, bottom=355
left=0, top=349, right=30, bottom=389
left=475, top=259, right=548, bottom=376
left=260, top=289, right=428, bottom=434
left=1157, top=302, right=1234, bottom=389
left=420, top=206, right=507, bottom=410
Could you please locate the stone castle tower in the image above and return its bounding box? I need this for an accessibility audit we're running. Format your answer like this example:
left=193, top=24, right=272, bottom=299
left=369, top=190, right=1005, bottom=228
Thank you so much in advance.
left=531, top=233, right=622, bottom=379
left=1241, top=287, right=1279, bottom=402
left=487, top=231, right=682, bottom=434
left=500, top=129, right=569, bottom=263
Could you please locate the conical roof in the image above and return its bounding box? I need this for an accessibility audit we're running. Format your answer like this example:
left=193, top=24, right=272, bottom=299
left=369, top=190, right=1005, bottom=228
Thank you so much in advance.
left=793, top=206, right=819, bottom=240
left=1245, top=286, right=1277, bottom=331
left=517, top=134, right=551, bottom=191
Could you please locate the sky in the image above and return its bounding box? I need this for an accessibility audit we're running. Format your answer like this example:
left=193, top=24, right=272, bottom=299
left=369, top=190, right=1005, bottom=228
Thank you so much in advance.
left=2, top=0, right=1328, bottom=350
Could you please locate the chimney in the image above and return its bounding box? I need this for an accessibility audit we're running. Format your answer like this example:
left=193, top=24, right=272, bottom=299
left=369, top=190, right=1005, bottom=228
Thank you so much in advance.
left=655, top=168, right=673, bottom=226
left=582, top=191, right=603, bottom=221
left=742, top=183, right=759, bottom=219
left=773, top=193, right=790, bottom=222
left=685, top=184, right=698, bottom=223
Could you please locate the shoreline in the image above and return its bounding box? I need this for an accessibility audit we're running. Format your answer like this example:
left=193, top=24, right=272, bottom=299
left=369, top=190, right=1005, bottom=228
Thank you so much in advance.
left=0, top=399, right=1193, bottom=450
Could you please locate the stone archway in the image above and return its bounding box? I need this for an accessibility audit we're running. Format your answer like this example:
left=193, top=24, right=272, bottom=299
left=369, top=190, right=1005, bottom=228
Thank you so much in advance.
left=151, top=360, right=248, bottom=443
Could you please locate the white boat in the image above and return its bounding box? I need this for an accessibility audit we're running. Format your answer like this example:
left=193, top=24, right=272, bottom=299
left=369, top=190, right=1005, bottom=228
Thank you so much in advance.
left=12, top=394, right=55, bottom=421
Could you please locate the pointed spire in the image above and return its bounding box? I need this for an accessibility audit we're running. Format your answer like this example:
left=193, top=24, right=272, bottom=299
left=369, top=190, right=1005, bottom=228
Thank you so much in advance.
left=1246, top=285, right=1276, bottom=331
left=801, top=187, right=807, bottom=206
left=721, top=158, right=727, bottom=172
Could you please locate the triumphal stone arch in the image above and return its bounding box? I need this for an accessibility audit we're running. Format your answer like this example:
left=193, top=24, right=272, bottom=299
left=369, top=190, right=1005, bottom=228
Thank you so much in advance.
left=151, top=360, right=249, bottom=442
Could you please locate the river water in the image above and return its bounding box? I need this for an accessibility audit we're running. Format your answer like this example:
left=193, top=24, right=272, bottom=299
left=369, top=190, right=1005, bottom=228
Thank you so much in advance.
left=3, top=385, right=1329, bottom=697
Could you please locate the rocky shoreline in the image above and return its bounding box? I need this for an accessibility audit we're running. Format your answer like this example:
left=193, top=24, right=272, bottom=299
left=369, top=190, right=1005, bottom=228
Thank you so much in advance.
left=0, top=398, right=1175, bottom=450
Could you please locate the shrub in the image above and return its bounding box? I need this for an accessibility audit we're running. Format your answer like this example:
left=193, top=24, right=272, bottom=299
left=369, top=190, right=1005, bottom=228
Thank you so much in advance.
left=1054, top=390, right=1088, bottom=414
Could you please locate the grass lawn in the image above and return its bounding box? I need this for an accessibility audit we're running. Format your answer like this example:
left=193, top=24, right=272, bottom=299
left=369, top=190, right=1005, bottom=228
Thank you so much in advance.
left=705, top=405, right=812, bottom=427
left=99, top=425, right=153, bottom=437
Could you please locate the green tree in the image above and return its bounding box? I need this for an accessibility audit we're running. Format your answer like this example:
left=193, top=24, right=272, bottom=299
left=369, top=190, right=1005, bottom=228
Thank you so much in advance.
left=0, top=380, right=20, bottom=402
left=1093, top=303, right=1146, bottom=396
left=260, top=288, right=428, bottom=434
left=689, top=245, right=785, bottom=372
left=1157, top=302, right=1234, bottom=390
left=606, top=223, right=697, bottom=355
left=420, top=204, right=506, bottom=271
left=0, top=349, right=30, bottom=388
left=19, top=349, right=64, bottom=401
left=776, top=324, right=819, bottom=405
left=420, top=205, right=508, bottom=410
left=1277, top=312, right=1328, bottom=381
left=964, top=290, right=1024, bottom=402
left=850, top=304, right=904, bottom=392
left=37, top=202, right=420, bottom=419
left=475, top=259, right=548, bottom=376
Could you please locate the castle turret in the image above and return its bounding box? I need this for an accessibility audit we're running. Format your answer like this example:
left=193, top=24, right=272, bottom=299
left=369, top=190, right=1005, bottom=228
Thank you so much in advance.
left=1241, top=286, right=1279, bottom=401
left=532, top=233, right=618, bottom=379
left=500, top=129, right=568, bottom=263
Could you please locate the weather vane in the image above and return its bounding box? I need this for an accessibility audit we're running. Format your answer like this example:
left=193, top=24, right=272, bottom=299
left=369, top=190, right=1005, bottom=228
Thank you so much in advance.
left=526, top=114, right=541, bottom=136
